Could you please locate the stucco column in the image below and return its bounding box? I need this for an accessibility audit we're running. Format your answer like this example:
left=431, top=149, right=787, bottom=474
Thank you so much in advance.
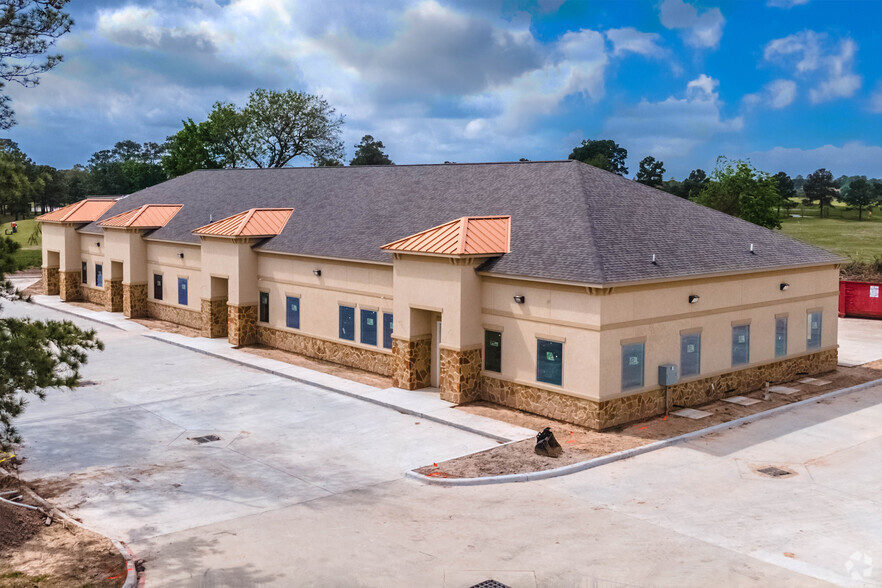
left=228, top=303, right=257, bottom=346
left=201, top=297, right=228, bottom=338
left=391, top=335, right=432, bottom=390
left=104, top=278, right=123, bottom=312
left=59, top=270, right=83, bottom=301
left=42, top=266, right=59, bottom=295
left=123, top=283, right=148, bottom=318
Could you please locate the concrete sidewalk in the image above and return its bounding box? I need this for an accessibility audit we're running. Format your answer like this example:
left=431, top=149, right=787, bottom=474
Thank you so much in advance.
left=31, top=295, right=534, bottom=443
left=838, top=316, right=882, bottom=366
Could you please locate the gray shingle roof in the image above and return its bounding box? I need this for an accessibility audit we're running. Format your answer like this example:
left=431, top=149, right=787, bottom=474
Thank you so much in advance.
left=78, top=160, right=843, bottom=285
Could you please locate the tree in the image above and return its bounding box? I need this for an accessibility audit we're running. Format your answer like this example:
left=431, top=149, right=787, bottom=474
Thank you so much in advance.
left=636, top=156, right=665, bottom=188
left=682, top=169, right=708, bottom=200
left=349, top=135, right=393, bottom=166
left=840, top=177, right=880, bottom=220
left=0, top=236, right=103, bottom=449
left=696, top=157, right=781, bottom=230
left=87, top=140, right=168, bottom=194
left=0, top=1, right=73, bottom=129
left=0, top=142, right=39, bottom=218
left=568, top=139, right=628, bottom=175
left=803, top=168, right=838, bottom=218
left=772, top=171, right=797, bottom=216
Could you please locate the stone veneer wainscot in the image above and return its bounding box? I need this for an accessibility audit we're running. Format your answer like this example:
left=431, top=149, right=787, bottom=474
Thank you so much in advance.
left=147, top=300, right=202, bottom=329
left=256, top=325, right=393, bottom=376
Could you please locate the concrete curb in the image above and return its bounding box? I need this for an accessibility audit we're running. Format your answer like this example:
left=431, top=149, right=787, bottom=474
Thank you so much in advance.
left=406, top=376, right=882, bottom=486
left=30, top=299, right=129, bottom=331
left=0, top=472, right=139, bottom=588
left=142, top=333, right=519, bottom=444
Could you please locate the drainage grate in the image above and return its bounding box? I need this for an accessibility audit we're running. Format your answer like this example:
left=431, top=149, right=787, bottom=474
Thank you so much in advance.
left=758, top=466, right=793, bottom=478
left=189, top=435, right=221, bottom=444
left=471, top=582, right=511, bottom=588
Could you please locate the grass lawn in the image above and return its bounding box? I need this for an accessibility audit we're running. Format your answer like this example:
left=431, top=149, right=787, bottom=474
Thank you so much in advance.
left=1, top=218, right=42, bottom=270
left=780, top=201, right=882, bottom=261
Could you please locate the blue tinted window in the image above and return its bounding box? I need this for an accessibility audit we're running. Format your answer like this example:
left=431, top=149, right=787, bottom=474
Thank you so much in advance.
left=536, top=339, right=562, bottom=386
left=339, top=306, right=354, bottom=341
left=360, top=309, right=377, bottom=346
left=732, top=324, right=750, bottom=366
left=807, top=312, right=822, bottom=350
left=383, top=313, right=393, bottom=349
left=95, top=264, right=103, bottom=287
left=775, top=317, right=788, bottom=357
left=178, top=277, right=188, bottom=306
left=286, top=297, right=300, bottom=329
left=622, top=342, right=645, bottom=390
left=680, top=333, right=700, bottom=377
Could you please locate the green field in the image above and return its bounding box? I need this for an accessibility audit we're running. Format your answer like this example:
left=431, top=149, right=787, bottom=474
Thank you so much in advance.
left=0, top=218, right=42, bottom=270
left=778, top=200, right=882, bottom=262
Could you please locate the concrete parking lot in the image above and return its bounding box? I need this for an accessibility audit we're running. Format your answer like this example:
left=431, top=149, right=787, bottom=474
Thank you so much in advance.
left=6, top=301, right=882, bottom=587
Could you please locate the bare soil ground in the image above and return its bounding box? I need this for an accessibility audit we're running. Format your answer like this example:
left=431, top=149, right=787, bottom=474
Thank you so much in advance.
left=0, top=474, right=126, bottom=588
left=416, top=365, right=882, bottom=479
left=130, top=317, right=201, bottom=337
left=243, top=344, right=393, bottom=389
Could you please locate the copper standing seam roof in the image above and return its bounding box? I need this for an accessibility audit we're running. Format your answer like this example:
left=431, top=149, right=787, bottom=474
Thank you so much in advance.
left=192, top=208, right=294, bottom=237
left=99, top=204, right=183, bottom=228
left=381, top=215, right=511, bottom=256
left=35, top=199, right=117, bottom=223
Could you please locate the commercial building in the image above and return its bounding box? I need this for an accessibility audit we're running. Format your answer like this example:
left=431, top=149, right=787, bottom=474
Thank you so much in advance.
left=38, top=160, right=842, bottom=429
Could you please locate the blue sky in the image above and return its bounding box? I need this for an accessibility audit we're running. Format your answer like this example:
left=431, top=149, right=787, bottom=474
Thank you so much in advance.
left=8, top=0, right=882, bottom=178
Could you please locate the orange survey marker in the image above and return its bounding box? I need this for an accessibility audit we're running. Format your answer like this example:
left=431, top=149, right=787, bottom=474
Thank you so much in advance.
left=0, top=452, right=14, bottom=465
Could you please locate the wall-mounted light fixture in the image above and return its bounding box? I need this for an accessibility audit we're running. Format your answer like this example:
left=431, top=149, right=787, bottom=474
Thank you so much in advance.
left=513, top=295, right=525, bottom=304
left=313, top=269, right=322, bottom=277
left=780, top=283, right=790, bottom=291
left=178, top=252, right=184, bottom=259
left=688, top=294, right=700, bottom=304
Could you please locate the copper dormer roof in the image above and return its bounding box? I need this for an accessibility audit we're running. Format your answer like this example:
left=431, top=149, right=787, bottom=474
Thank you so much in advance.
left=99, top=204, right=183, bottom=229
left=36, top=199, right=117, bottom=223
left=381, top=215, right=511, bottom=256
left=193, top=208, right=294, bottom=238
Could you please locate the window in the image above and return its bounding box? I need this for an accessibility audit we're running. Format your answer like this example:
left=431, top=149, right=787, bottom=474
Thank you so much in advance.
left=775, top=317, right=788, bottom=357
left=153, top=274, right=163, bottom=301
left=680, top=333, right=701, bottom=377
left=622, top=342, right=645, bottom=390
left=807, top=311, right=822, bottom=350
left=95, top=264, right=103, bottom=287
left=732, top=324, right=750, bottom=366
left=81, top=262, right=87, bottom=284
left=259, top=291, right=270, bottom=323
left=286, top=296, right=300, bottom=329
left=339, top=306, right=355, bottom=341
left=536, top=339, right=562, bottom=386
left=178, top=277, right=188, bottom=306
left=383, top=313, right=393, bottom=349
left=484, top=330, right=502, bottom=373
left=360, top=309, right=377, bottom=346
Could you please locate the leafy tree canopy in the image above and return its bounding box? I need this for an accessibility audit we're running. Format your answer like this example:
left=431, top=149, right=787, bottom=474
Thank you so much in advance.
left=568, top=139, right=628, bottom=176
left=87, top=140, right=168, bottom=195
left=349, top=135, right=393, bottom=166
left=636, top=156, right=665, bottom=188
left=803, top=168, right=838, bottom=218
left=841, top=177, right=881, bottom=220
left=0, top=0, right=73, bottom=129
left=696, top=157, right=781, bottom=230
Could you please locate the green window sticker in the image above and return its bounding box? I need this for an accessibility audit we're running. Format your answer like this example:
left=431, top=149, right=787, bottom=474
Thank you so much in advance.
left=738, top=335, right=746, bottom=343
left=490, top=340, right=499, bottom=347
left=687, top=344, right=695, bottom=353
left=367, top=318, right=374, bottom=326
left=546, top=351, right=555, bottom=361
left=629, top=356, right=639, bottom=366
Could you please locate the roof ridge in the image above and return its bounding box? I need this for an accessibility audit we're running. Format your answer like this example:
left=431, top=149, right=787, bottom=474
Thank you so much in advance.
left=456, top=217, right=468, bottom=255
left=237, top=208, right=258, bottom=235
left=573, top=162, right=607, bottom=283
left=59, top=199, right=88, bottom=222
left=189, top=160, right=575, bottom=172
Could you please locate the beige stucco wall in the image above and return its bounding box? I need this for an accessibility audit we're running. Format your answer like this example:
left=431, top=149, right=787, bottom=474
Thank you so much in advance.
left=596, top=265, right=839, bottom=400
left=79, top=233, right=105, bottom=293
left=199, top=237, right=259, bottom=306
left=392, top=255, right=483, bottom=350
left=480, top=276, right=602, bottom=399
left=255, top=252, right=393, bottom=353
left=145, top=240, right=202, bottom=312
left=103, top=229, right=148, bottom=284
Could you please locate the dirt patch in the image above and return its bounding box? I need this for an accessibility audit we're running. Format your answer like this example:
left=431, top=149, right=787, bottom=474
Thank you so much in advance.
left=19, top=278, right=43, bottom=297
left=0, top=475, right=126, bottom=588
left=130, top=317, right=201, bottom=337
left=243, top=344, right=393, bottom=389
left=417, top=365, right=882, bottom=479
left=68, top=301, right=105, bottom=313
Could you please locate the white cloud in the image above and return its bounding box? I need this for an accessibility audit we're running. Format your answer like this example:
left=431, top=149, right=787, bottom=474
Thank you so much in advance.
left=605, top=75, right=742, bottom=162
left=764, top=31, right=861, bottom=103
left=870, top=82, right=882, bottom=113
left=745, top=142, right=882, bottom=176
left=659, top=0, right=725, bottom=49
left=767, top=79, right=797, bottom=108
left=767, top=0, right=810, bottom=7
left=605, top=27, right=664, bottom=58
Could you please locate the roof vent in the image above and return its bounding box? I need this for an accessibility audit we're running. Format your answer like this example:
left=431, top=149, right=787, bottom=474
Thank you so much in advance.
left=750, top=243, right=756, bottom=255
left=651, top=253, right=658, bottom=265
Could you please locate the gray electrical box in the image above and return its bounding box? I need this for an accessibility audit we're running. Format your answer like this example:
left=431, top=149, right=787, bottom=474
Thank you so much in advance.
left=658, top=364, right=678, bottom=386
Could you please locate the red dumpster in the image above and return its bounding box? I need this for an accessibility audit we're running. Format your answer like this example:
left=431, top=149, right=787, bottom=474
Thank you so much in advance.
left=839, top=280, right=882, bottom=319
